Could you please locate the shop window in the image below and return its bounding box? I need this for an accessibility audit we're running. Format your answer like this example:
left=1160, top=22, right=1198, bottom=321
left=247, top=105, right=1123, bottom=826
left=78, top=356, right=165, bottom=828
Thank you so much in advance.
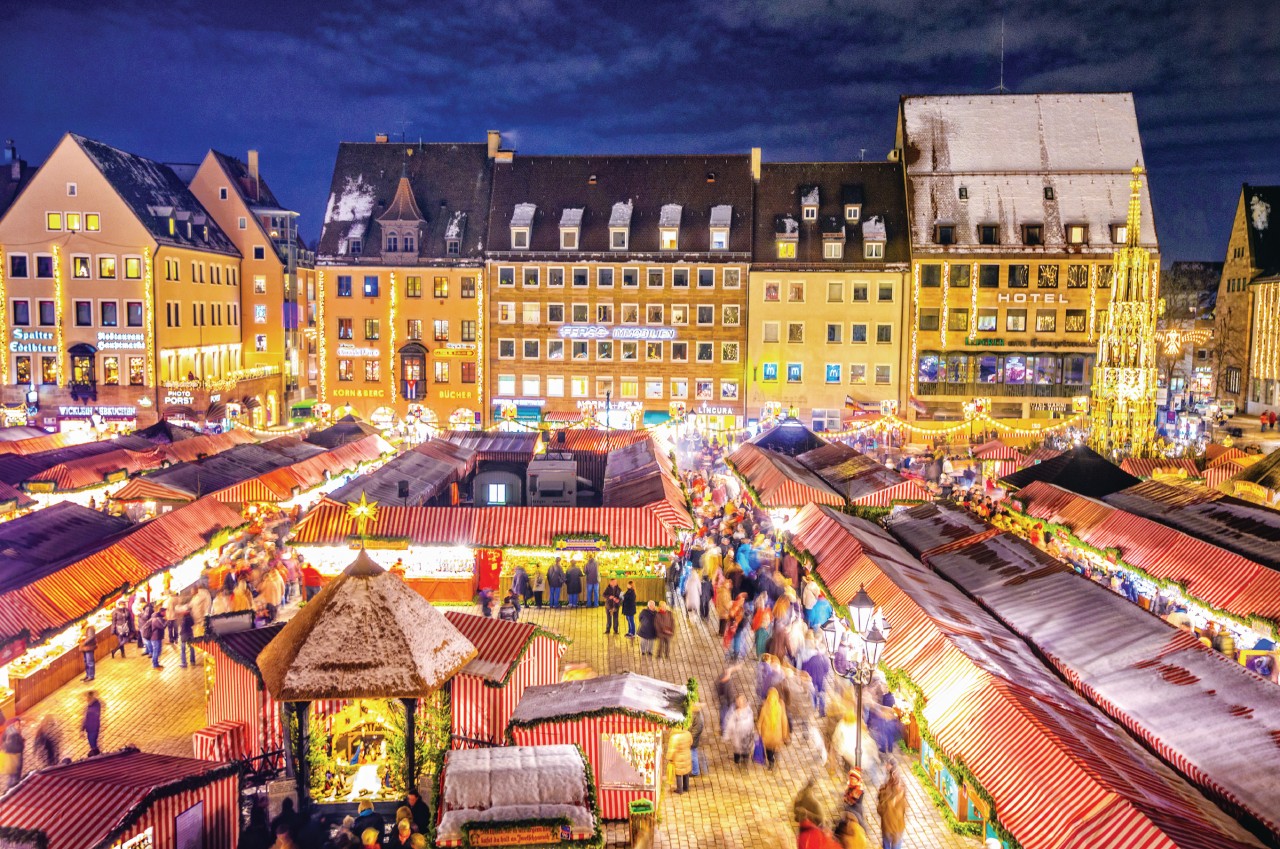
left=1063, top=356, right=1087, bottom=385
left=918, top=354, right=940, bottom=383
left=103, top=356, right=120, bottom=385
left=14, top=356, right=30, bottom=385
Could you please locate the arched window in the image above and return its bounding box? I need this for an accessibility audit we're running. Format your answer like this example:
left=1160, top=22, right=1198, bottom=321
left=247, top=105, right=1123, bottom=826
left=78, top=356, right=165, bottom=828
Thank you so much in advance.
left=386, top=232, right=398, bottom=253
left=403, top=233, right=416, bottom=253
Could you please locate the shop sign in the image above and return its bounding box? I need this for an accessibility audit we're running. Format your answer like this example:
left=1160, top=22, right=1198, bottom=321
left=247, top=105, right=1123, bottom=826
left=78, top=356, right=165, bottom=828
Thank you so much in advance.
left=115, top=827, right=155, bottom=849
left=557, top=325, right=677, bottom=341
left=996, top=293, right=1070, bottom=304
left=444, top=342, right=477, bottom=350
left=210, top=394, right=221, bottom=403
left=331, top=389, right=387, bottom=398
left=1030, top=402, right=1069, bottom=412
left=104, top=469, right=129, bottom=484
left=1234, top=481, right=1270, bottom=501
left=351, top=538, right=409, bottom=550
left=10, top=328, right=56, bottom=354
left=433, top=348, right=475, bottom=358
left=97, top=331, right=146, bottom=350
left=468, top=825, right=561, bottom=846
left=25, top=481, right=56, bottom=494
left=577, top=399, right=642, bottom=412
left=967, top=787, right=991, bottom=820
left=58, top=405, right=137, bottom=419
left=164, top=391, right=194, bottom=406
left=966, top=338, right=1005, bottom=347
left=335, top=344, right=381, bottom=358
left=698, top=406, right=736, bottom=416
left=761, top=362, right=778, bottom=382
left=555, top=536, right=609, bottom=551
left=491, top=398, right=546, bottom=407
left=437, top=389, right=474, bottom=400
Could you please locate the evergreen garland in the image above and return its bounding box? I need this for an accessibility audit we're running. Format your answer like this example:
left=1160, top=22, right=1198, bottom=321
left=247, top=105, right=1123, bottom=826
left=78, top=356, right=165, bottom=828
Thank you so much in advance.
left=909, top=761, right=983, bottom=838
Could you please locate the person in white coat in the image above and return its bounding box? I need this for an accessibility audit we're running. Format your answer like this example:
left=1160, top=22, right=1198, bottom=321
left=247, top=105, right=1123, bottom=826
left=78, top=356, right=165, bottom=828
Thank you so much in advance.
left=683, top=568, right=702, bottom=616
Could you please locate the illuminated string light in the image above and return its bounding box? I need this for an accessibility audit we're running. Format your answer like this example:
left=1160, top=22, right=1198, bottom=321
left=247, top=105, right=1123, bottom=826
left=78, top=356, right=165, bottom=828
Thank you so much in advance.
left=967, top=261, right=978, bottom=343
left=817, top=410, right=1086, bottom=441
left=476, top=266, right=485, bottom=427
left=52, top=245, right=65, bottom=385
left=940, top=261, right=950, bottom=350
left=909, top=262, right=921, bottom=396
left=0, top=246, right=7, bottom=380
left=143, top=248, right=156, bottom=386
left=388, top=270, right=398, bottom=404
left=317, top=270, right=327, bottom=404
left=1088, top=263, right=1098, bottom=344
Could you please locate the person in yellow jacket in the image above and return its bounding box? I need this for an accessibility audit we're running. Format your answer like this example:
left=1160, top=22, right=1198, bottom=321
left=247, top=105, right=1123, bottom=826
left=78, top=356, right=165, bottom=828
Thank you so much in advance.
left=876, top=760, right=908, bottom=849
left=667, top=725, right=693, bottom=794
left=756, top=687, right=789, bottom=770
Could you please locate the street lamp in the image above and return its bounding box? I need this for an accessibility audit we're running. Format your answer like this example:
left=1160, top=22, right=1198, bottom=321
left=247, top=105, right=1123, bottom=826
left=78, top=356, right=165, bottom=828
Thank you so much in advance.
left=821, top=584, right=891, bottom=770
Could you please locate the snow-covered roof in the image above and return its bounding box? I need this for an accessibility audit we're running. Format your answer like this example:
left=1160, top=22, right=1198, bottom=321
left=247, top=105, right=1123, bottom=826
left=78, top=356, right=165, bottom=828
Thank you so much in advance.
left=257, top=550, right=476, bottom=700
left=609, top=200, right=633, bottom=228
left=438, top=745, right=595, bottom=844
left=444, top=210, right=466, bottom=241
left=659, top=203, right=682, bottom=228
left=511, top=202, right=537, bottom=227
left=560, top=207, right=583, bottom=228
left=709, top=204, right=733, bottom=228
left=801, top=185, right=820, bottom=206
left=325, top=174, right=377, bottom=224
left=862, top=215, right=886, bottom=241
left=509, top=672, right=688, bottom=726
left=775, top=214, right=799, bottom=236
left=899, top=94, right=1157, bottom=251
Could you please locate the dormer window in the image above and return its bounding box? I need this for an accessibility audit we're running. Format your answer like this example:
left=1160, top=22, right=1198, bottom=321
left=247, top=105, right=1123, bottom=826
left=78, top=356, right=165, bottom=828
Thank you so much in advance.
left=934, top=224, right=956, bottom=245
left=444, top=211, right=466, bottom=256
left=1022, top=224, right=1044, bottom=246
left=709, top=205, right=732, bottom=251
left=168, top=217, right=176, bottom=236
left=821, top=216, right=845, bottom=259
left=1065, top=224, right=1088, bottom=245
left=1044, top=186, right=1055, bottom=200
left=1111, top=224, right=1128, bottom=244
left=845, top=205, right=861, bottom=223
left=775, top=214, right=799, bottom=259
left=349, top=239, right=362, bottom=254
left=610, top=200, right=632, bottom=251
left=862, top=215, right=887, bottom=260
left=824, top=242, right=843, bottom=259
left=978, top=224, right=999, bottom=245
left=958, top=187, right=969, bottom=200
left=560, top=208, right=583, bottom=251
left=446, top=239, right=460, bottom=255
left=659, top=204, right=682, bottom=251
left=510, top=203, right=536, bottom=250
left=800, top=186, right=819, bottom=221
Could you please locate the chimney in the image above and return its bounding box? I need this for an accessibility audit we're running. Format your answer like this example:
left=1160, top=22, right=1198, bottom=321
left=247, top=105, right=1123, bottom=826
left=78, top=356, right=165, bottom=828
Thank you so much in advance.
left=750, top=147, right=762, bottom=182
left=487, top=130, right=501, bottom=160
left=375, top=132, right=389, bottom=144
left=247, top=149, right=260, bottom=200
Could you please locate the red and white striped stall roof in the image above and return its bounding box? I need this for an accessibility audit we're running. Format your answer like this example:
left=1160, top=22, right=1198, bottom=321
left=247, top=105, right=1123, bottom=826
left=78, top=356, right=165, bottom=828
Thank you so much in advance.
left=26, top=448, right=163, bottom=491
left=155, top=429, right=256, bottom=465
left=973, top=440, right=1025, bottom=462
left=789, top=504, right=1266, bottom=849
left=1018, top=447, right=1063, bottom=468
left=726, top=443, right=845, bottom=507
left=1205, top=444, right=1247, bottom=464
left=0, top=750, right=240, bottom=849
left=1120, top=458, right=1203, bottom=479
left=202, top=623, right=286, bottom=757
left=442, top=612, right=539, bottom=683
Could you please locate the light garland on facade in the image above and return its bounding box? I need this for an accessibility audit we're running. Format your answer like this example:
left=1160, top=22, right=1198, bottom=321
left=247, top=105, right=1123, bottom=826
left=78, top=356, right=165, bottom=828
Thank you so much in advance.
left=0, top=246, right=7, bottom=381
left=476, top=266, right=486, bottom=425
left=940, top=261, right=950, bottom=350
left=819, top=410, right=1086, bottom=441
left=143, top=248, right=156, bottom=386
left=967, top=262, right=978, bottom=343
left=317, top=270, right=327, bottom=404
left=909, top=262, right=921, bottom=395
left=52, top=245, right=65, bottom=385
left=1087, top=263, right=1098, bottom=344
left=388, top=270, right=398, bottom=404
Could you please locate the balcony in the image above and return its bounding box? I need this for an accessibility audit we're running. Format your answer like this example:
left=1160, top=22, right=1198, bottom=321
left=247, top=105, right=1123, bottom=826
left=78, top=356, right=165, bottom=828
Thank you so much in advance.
left=68, top=381, right=97, bottom=402
left=159, top=365, right=283, bottom=394
left=917, top=382, right=1086, bottom=399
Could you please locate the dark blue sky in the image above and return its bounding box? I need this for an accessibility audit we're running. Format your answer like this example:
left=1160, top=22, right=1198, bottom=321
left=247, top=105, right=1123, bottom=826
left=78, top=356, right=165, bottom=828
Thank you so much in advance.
left=4, top=0, right=1277, bottom=260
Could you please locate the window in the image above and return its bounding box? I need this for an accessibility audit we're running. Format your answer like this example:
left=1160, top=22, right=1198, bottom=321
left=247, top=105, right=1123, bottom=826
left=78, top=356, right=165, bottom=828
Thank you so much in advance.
left=247, top=275, right=265, bottom=294
left=612, top=229, right=628, bottom=250
left=1064, top=310, right=1087, bottom=333
left=1037, top=264, right=1059, bottom=288
left=875, top=324, right=892, bottom=344
left=498, top=267, right=515, bottom=287
left=434, top=361, right=450, bottom=383
left=522, top=374, right=540, bottom=396
left=695, top=379, right=713, bottom=400
left=363, top=359, right=379, bottom=383
left=921, top=265, right=941, bottom=287
left=9, top=254, right=27, bottom=278
left=877, top=282, right=894, bottom=302
left=621, top=304, right=639, bottom=324
left=918, top=308, right=940, bottom=331
left=546, top=268, right=564, bottom=288
left=1098, top=266, right=1113, bottom=289
left=255, top=305, right=269, bottom=324
left=547, top=340, right=564, bottom=360
left=560, top=228, right=577, bottom=250
left=623, top=268, right=639, bottom=287
left=646, top=341, right=663, bottom=361
left=720, top=380, right=738, bottom=401
left=1066, top=265, right=1088, bottom=288
left=672, top=268, right=689, bottom=288
left=523, top=267, right=540, bottom=287
left=598, top=268, right=614, bottom=288
left=46, top=212, right=62, bottom=231
left=823, top=241, right=844, bottom=260
left=1111, top=224, right=1128, bottom=244
left=948, top=309, right=969, bottom=331
left=850, top=323, right=867, bottom=343
left=85, top=213, right=99, bottom=231
left=978, top=224, right=999, bottom=245
left=776, top=240, right=796, bottom=260
left=407, top=318, right=422, bottom=340
left=497, top=302, right=515, bottom=324
left=1022, top=224, right=1044, bottom=246
left=101, top=302, right=118, bottom=327
left=523, top=339, right=539, bottom=359
left=430, top=276, right=448, bottom=298
left=571, top=376, right=589, bottom=397
left=824, top=364, right=842, bottom=384
left=762, top=321, right=779, bottom=343
left=511, top=228, right=529, bottom=249
left=572, top=341, right=589, bottom=360
left=1007, top=265, right=1029, bottom=288
left=74, top=300, right=92, bottom=326
left=338, top=359, right=353, bottom=381
left=98, top=256, right=117, bottom=279
left=721, top=342, right=739, bottom=363
left=460, top=319, right=477, bottom=342
left=364, top=318, right=380, bottom=339
left=644, top=268, right=664, bottom=289
left=646, top=378, right=664, bottom=399
left=128, top=357, right=144, bottom=385
left=851, top=282, right=868, bottom=302
left=978, top=265, right=999, bottom=288
left=461, top=362, right=477, bottom=384
left=571, top=303, right=589, bottom=323
left=802, top=205, right=817, bottom=221
left=698, top=268, right=714, bottom=288
left=721, top=304, right=740, bottom=326
left=71, top=256, right=90, bottom=278
left=787, top=363, right=803, bottom=383
left=40, top=300, right=56, bottom=326
left=1066, top=224, right=1088, bottom=245
left=547, top=304, right=564, bottom=323
left=875, top=365, right=891, bottom=385
left=764, top=281, right=780, bottom=301
left=445, top=237, right=458, bottom=255
left=827, top=281, right=843, bottom=303
left=1006, top=309, right=1027, bottom=332
left=671, top=341, right=688, bottom=362
left=337, top=318, right=353, bottom=340
left=572, top=268, right=589, bottom=287
left=253, top=245, right=266, bottom=260
left=11, top=301, right=29, bottom=326
left=461, top=276, right=476, bottom=298
left=620, top=377, right=639, bottom=399
left=696, top=342, right=714, bottom=362
left=1225, top=366, right=1242, bottom=395
left=434, top=319, right=449, bottom=341
left=661, top=229, right=678, bottom=251
left=845, top=204, right=861, bottom=222
left=40, top=356, right=55, bottom=385
left=724, top=268, right=741, bottom=288
left=671, top=378, right=688, bottom=399
left=1035, top=310, right=1056, bottom=332
left=788, top=281, right=805, bottom=302
left=787, top=322, right=805, bottom=344
left=123, top=256, right=142, bottom=279
left=711, top=228, right=729, bottom=250
left=14, top=356, right=29, bottom=385
left=238, top=216, right=247, bottom=230
left=621, top=341, right=639, bottom=361
left=951, top=264, right=970, bottom=287
left=337, top=275, right=352, bottom=297
left=498, top=339, right=515, bottom=359
left=934, top=224, right=956, bottom=245
left=826, top=323, right=842, bottom=343
left=647, top=304, right=664, bottom=324
left=362, top=276, right=379, bottom=297
left=865, top=241, right=883, bottom=259
left=498, top=374, right=517, bottom=396
left=696, top=305, right=714, bottom=326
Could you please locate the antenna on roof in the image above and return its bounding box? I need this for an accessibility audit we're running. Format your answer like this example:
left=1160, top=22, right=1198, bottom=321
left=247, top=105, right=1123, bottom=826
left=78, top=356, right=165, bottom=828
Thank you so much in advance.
left=396, top=117, right=411, bottom=143
left=992, top=15, right=1011, bottom=94
left=859, top=149, right=866, bottom=162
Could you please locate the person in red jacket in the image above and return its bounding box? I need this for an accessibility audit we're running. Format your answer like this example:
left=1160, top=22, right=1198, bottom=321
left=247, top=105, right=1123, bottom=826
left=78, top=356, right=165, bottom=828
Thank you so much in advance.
left=300, top=562, right=324, bottom=601
left=796, top=819, right=841, bottom=849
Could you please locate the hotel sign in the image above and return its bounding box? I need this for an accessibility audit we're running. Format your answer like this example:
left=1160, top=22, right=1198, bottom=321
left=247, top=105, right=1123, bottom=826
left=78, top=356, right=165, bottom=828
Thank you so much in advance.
left=10, top=328, right=56, bottom=354
left=557, top=325, right=677, bottom=340
left=996, top=293, right=1071, bottom=304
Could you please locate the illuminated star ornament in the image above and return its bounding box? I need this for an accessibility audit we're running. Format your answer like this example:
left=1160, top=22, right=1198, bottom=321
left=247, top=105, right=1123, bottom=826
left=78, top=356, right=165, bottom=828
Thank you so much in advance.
left=346, top=493, right=379, bottom=542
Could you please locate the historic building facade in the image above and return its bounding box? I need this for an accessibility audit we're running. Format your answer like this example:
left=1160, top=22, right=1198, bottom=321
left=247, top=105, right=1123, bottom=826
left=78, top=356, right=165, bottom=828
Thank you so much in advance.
left=748, top=161, right=910, bottom=430
left=483, top=153, right=754, bottom=430
left=897, top=94, right=1158, bottom=420
left=314, top=136, right=495, bottom=429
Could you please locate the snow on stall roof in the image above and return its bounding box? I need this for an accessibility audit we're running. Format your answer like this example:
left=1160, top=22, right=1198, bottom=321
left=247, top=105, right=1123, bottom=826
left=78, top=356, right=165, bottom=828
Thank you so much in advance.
left=801, top=185, right=820, bottom=206
left=709, top=204, right=733, bottom=227
left=439, top=745, right=594, bottom=841
left=444, top=210, right=466, bottom=240
left=560, top=207, right=583, bottom=228
left=257, top=550, right=476, bottom=700
left=509, top=672, right=688, bottom=726
left=609, top=200, right=633, bottom=227
left=659, top=203, right=682, bottom=228
left=324, top=174, right=377, bottom=224
left=862, top=215, right=886, bottom=241
left=511, top=202, right=537, bottom=227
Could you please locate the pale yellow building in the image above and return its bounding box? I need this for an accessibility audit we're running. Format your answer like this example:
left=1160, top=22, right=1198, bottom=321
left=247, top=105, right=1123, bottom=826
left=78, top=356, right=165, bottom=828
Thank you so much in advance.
left=748, top=162, right=910, bottom=430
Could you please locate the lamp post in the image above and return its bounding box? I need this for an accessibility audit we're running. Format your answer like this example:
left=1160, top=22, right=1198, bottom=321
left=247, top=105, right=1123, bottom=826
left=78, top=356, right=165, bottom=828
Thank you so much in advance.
left=821, top=584, right=889, bottom=770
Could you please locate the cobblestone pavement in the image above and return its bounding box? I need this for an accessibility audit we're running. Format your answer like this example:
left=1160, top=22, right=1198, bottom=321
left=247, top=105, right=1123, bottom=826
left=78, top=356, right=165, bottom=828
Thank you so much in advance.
left=516, top=603, right=980, bottom=849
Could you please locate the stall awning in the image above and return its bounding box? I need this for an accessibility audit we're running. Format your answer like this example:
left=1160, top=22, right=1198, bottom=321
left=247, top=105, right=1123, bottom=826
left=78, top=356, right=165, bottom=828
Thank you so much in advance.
left=727, top=443, right=845, bottom=507
left=24, top=447, right=163, bottom=492
left=1119, top=457, right=1202, bottom=479
left=642, top=410, right=670, bottom=426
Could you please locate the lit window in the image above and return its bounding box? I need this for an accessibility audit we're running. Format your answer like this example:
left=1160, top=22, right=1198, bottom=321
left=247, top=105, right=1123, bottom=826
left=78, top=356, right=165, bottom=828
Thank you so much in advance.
left=47, top=212, right=62, bottom=230
left=1111, top=224, right=1128, bottom=244
left=1066, top=224, right=1088, bottom=245
left=85, top=213, right=99, bottom=231
left=66, top=213, right=82, bottom=231
left=488, top=484, right=508, bottom=505
left=711, top=228, right=729, bottom=250
left=777, top=241, right=796, bottom=259
left=435, top=361, right=450, bottom=383
left=824, top=241, right=843, bottom=259
left=864, top=241, right=884, bottom=259
left=661, top=230, right=678, bottom=250
left=124, top=257, right=142, bottom=279
left=434, top=277, right=449, bottom=298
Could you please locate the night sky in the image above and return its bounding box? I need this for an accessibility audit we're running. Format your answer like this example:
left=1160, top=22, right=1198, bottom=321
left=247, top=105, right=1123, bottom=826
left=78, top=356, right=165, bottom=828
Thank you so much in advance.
left=4, top=0, right=1277, bottom=260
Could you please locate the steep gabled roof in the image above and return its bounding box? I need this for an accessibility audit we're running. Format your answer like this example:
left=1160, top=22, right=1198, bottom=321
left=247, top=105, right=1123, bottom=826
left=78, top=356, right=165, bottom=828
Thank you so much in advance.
left=1241, top=185, right=1280, bottom=278
left=209, top=149, right=283, bottom=209
left=378, top=174, right=426, bottom=222
left=70, top=134, right=239, bottom=256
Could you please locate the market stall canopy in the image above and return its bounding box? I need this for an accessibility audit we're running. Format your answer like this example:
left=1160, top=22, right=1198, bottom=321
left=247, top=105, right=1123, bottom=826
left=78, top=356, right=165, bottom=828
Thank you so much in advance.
left=797, top=442, right=931, bottom=506
left=972, top=439, right=1025, bottom=462
left=305, top=415, right=381, bottom=449
left=442, top=611, right=561, bottom=684
left=1119, top=457, right=1202, bottom=479
left=1224, top=445, right=1280, bottom=492
left=0, top=504, right=133, bottom=593
left=328, top=439, right=476, bottom=507
left=131, top=420, right=203, bottom=443
left=0, top=428, right=89, bottom=455
left=0, top=748, right=240, bottom=849
left=888, top=505, right=1280, bottom=843
left=601, top=439, right=691, bottom=528
left=508, top=673, right=689, bottom=728
left=790, top=504, right=1266, bottom=849
left=883, top=502, right=998, bottom=558
left=24, top=447, right=163, bottom=492
left=1205, top=444, right=1247, bottom=465
left=0, top=481, right=36, bottom=514
left=999, top=444, right=1140, bottom=497
left=748, top=418, right=827, bottom=456
left=1017, top=446, right=1063, bottom=468
left=153, top=429, right=256, bottom=465
left=0, top=436, right=160, bottom=486
left=727, top=442, right=845, bottom=507
left=258, top=549, right=476, bottom=701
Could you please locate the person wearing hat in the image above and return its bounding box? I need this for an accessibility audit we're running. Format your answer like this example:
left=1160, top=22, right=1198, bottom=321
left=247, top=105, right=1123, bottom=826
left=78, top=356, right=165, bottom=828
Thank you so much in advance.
left=667, top=721, right=693, bottom=794
left=110, top=600, right=131, bottom=659
left=842, top=767, right=866, bottom=828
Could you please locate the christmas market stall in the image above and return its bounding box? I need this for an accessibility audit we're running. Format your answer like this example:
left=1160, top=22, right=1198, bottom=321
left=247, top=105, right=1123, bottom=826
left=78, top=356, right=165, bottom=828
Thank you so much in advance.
left=256, top=549, right=476, bottom=814
left=435, top=744, right=601, bottom=848
left=885, top=503, right=1280, bottom=843
left=1117, top=456, right=1202, bottom=481
left=197, top=622, right=286, bottom=766
left=506, top=673, right=690, bottom=821
left=1216, top=445, right=1280, bottom=507
left=1015, top=446, right=1062, bottom=469
left=0, top=481, right=35, bottom=521
left=0, top=748, right=241, bottom=849
left=0, top=497, right=243, bottom=714
left=441, top=611, right=567, bottom=748
left=971, top=439, right=1025, bottom=481
left=789, top=503, right=1265, bottom=849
